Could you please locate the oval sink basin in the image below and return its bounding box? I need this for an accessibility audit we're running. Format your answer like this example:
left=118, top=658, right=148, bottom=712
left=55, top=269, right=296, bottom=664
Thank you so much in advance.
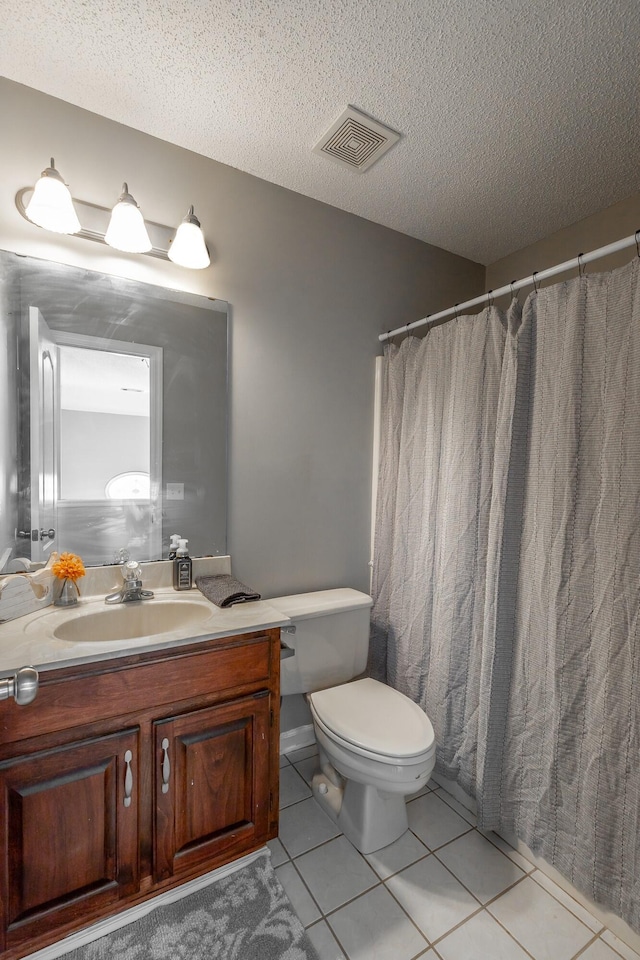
left=53, top=601, right=211, bottom=643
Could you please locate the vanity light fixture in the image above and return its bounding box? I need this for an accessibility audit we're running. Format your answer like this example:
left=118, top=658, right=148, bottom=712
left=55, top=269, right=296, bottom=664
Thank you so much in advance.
left=24, top=158, right=81, bottom=235
left=104, top=183, right=152, bottom=254
left=17, top=161, right=212, bottom=269
left=168, top=206, right=210, bottom=269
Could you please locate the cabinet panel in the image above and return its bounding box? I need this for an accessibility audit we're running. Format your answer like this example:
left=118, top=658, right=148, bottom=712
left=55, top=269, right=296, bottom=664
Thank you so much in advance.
left=0, top=627, right=280, bottom=959
left=154, top=693, right=271, bottom=882
left=0, top=635, right=271, bottom=747
left=0, top=729, right=139, bottom=952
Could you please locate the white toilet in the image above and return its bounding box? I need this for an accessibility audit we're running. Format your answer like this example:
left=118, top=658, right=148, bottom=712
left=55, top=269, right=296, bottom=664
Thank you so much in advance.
left=274, top=588, right=436, bottom=854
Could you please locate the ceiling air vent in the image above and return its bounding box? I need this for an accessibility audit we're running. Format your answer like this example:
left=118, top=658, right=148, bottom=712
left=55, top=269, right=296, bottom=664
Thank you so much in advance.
left=313, top=106, right=400, bottom=173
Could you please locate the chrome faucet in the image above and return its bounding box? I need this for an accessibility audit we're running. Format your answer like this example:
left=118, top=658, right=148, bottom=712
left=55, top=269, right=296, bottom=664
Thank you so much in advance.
left=105, top=560, right=154, bottom=604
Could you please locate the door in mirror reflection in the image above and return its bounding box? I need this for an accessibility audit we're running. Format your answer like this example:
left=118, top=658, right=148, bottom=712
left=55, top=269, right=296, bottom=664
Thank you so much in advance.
left=29, top=307, right=58, bottom=562
left=31, top=317, right=163, bottom=565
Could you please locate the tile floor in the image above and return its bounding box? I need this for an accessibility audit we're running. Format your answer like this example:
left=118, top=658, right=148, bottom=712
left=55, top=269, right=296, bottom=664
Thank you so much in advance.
left=271, top=745, right=640, bottom=960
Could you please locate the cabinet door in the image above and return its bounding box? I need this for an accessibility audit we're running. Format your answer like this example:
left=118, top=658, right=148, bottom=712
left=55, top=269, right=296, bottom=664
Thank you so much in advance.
left=154, top=692, right=271, bottom=882
left=0, top=728, right=139, bottom=953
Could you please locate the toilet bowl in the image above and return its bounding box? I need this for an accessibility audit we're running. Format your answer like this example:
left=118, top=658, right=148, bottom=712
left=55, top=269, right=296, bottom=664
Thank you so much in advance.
left=274, top=589, right=436, bottom=854
left=308, top=677, right=435, bottom=852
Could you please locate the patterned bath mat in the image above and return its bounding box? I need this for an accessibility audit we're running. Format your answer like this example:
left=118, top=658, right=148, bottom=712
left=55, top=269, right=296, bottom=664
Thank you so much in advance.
left=63, top=850, right=319, bottom=960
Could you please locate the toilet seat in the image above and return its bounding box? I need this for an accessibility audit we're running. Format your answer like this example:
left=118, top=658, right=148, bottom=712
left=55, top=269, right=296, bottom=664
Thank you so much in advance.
left=309, top=678, right=435, bottom=766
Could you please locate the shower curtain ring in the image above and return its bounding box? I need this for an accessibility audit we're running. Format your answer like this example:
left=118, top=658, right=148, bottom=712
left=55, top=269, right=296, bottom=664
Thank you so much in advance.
left=635, top=230, right=640, bottom=259
left=578, top=253, right=586, bottom=278
left=532, top=271, right=540, bottom=293
left=487, top=290, right=494, bottom=308
left=510, top=280, right=517, bottom=299
left=454, top=303, right=459, bottom=319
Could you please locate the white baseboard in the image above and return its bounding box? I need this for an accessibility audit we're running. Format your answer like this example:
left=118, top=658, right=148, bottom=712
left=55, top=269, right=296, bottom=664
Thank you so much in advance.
left=279, top=722, right=315, bottom=755
left=25, top=848, right=267, bottom=960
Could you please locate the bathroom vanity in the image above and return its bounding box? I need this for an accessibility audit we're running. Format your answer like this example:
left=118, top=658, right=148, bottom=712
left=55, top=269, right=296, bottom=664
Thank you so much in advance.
left=0, top=585, right=284, bottom=960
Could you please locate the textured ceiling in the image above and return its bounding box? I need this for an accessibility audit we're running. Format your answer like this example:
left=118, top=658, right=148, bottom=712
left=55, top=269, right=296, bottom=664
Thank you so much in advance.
left=1, top=0, right=639, bottom=264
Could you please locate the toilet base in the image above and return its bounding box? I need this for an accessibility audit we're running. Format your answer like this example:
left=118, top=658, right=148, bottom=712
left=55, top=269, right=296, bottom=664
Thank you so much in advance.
left=311, top=770, right=409, bottom=854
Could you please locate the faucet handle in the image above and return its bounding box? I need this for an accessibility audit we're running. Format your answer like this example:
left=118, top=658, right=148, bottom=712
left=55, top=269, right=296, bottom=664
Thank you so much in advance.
left=122, top=560, right=142, bottom=582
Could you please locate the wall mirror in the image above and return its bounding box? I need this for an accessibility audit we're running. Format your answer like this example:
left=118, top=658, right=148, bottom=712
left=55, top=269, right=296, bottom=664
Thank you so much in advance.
left=0, top=249, right=228, bottom=572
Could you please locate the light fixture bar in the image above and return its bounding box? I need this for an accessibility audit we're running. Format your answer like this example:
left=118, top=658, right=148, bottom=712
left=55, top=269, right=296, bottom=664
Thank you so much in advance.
left=15, top=187, right=174, bottom=261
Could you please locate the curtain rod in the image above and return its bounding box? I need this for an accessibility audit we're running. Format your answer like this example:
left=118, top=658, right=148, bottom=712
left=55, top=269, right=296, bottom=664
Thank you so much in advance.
left=379, top=230, right=640, bottom=343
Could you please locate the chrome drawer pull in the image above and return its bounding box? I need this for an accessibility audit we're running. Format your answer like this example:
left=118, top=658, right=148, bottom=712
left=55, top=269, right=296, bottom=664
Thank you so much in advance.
left=123, top=750, right=133, bottom=807
left=161, top=738, right=170, bottom=794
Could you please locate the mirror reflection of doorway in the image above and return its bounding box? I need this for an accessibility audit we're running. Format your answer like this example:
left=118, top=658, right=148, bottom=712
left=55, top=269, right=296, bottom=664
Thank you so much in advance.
left=30, top=311, right=163, bottom=565
left=29, top=306, right=58, bottom=562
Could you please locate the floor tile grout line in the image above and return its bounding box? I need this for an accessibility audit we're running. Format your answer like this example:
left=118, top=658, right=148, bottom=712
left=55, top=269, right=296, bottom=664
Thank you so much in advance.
left=292, top=833, right=389, bottom=922
left=294, top=845, right=381, bottom=920
left=324, top=878, right=432, bottom=958
left=278, top=822, right=344, bottom=861
left=571, top=930, right=608, bottom=959
left=599, top=936, right=640, bottom=960
left=285, top=852, right=328, bottom=923
left=406, top=821, right=475, bottom=855
left=480, top=901, right=542, bottom=960
left=478, top=826, right=535, bottom=869
left=288, top=825, right=631, bottom=960
left=305, top=916, right=352, bottom=960
left=473, top=818, right=630, bottom=953
left=279, top=763, right=633, bottom=959
left=383, top=870, right=481, bottom=953
left=429, top=845, right=530, bottom=912
left=528, top=867, right=606, bottom=935
left=365, top=849, right=432, bottom=883
left=378, top=838, right=539, bottom=957
left=430, top=787, right=478, bottom=826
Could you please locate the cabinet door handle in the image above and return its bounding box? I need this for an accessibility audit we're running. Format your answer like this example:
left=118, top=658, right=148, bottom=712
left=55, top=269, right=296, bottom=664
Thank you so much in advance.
left=0, top=666, right=39, bottom=706
left=161, top=738, right=170, bottom=794
left=123, top=749, right=133, bottom=808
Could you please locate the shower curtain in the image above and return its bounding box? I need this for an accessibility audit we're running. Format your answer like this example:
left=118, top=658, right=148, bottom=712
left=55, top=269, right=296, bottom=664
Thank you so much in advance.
left=371, top=258, right=640, bottom=931
left=479, top=260, right=640, bottom=930
left=369, top=305, right=512, bottom=796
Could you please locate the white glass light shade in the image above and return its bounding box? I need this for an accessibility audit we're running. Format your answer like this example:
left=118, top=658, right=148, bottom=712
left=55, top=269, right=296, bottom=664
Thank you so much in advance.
left=25, top=159, right=81, bottom=234
left=104, top=183, right=152, bottom=253
left=168, top=206, right=210, bottom=269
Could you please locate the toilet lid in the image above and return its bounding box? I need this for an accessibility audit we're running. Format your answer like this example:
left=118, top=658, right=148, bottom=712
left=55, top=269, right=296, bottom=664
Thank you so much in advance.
left=309, top=678, right=435, bottom=759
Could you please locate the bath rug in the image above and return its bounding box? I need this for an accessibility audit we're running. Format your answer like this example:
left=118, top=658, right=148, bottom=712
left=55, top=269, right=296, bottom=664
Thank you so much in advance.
left=196, top=573, right=261, bottom=607
left=62, top=850, right=318, bottom=960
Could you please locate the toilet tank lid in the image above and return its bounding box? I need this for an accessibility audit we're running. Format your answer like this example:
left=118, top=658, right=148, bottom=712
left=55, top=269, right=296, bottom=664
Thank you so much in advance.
left=270, top=588, right=373, bottom=621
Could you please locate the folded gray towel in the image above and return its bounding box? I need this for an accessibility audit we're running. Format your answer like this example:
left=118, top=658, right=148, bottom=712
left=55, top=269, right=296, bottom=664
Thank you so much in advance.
left=195, top=574, right=261, bottom=608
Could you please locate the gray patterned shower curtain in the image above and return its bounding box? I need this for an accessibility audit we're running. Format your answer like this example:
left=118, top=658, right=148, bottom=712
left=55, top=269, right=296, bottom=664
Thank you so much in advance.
left=370, top=259, right=640, bottom=931
left=369, top=304, right=512, bottom=798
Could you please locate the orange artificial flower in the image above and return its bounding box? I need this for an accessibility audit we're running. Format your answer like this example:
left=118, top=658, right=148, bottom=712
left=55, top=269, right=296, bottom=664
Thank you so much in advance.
left=51, top=552, right=86, bottom=583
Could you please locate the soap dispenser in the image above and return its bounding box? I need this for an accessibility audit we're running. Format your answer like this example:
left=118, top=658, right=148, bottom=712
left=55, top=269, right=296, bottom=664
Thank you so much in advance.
left=173, top=539, right=192, bottom=591
left=168, top=533, right=181, bottom=560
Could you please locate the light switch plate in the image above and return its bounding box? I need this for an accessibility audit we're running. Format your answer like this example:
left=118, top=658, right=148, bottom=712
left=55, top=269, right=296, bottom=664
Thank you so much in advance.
left=166, top=482, right=184, bottom=500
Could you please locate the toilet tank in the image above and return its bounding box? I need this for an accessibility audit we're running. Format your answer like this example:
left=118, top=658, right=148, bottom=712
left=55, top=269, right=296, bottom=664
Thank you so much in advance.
left=272, top=589, right=373, bottom=696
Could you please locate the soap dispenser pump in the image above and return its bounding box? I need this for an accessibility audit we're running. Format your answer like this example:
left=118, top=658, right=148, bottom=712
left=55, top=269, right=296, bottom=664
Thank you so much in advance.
left=173, top=538, right=192, bottom=591
left=168, top=533, right=181, bottom=560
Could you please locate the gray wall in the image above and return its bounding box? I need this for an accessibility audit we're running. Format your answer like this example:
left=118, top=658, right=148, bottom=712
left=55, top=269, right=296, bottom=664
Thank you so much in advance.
left=0, top=79, right=484, bottom=597
left=60, top=411, right=149, bottom=499
left=487, top=191, right=640, bottom=293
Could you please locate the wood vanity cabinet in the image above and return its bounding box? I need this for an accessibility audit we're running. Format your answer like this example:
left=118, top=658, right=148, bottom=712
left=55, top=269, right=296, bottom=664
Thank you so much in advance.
left=0, top=627, right=281, bottom=960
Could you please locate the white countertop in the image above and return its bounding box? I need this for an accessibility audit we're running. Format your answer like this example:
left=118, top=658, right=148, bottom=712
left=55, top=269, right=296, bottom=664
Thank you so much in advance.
left=0, top=587, right=290, bottom=676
